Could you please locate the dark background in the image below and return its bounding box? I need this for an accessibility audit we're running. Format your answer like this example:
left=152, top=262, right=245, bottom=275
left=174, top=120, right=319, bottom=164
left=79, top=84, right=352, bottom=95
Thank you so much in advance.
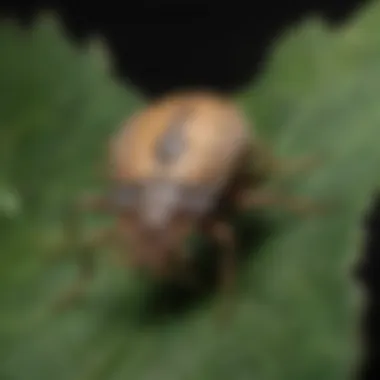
left=1, top=0, right=378, bottom=379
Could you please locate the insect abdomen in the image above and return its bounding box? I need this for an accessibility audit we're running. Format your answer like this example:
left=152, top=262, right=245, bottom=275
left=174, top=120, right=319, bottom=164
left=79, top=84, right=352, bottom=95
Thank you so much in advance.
left=110, top=91, right=252, bottom=187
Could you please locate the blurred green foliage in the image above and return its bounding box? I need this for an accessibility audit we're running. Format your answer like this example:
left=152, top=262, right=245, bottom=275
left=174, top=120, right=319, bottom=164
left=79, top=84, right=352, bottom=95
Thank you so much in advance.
left=1, top=2, right=380, bottom=379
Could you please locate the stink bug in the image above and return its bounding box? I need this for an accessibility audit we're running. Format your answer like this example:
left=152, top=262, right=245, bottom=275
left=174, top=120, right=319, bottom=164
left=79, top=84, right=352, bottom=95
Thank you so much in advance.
left=55, top=90, right=322, bottom=312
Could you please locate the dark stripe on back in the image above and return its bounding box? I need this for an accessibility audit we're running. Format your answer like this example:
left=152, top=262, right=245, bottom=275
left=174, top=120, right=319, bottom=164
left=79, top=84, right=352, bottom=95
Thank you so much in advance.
left=154, top=106, right=193, bottom=165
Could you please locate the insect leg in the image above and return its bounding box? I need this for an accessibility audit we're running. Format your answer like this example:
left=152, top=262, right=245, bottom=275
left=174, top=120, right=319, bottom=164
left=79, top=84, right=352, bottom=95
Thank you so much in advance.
left=53, top=227, right=116, bottom=312
left=50, top=193, right=111, bottom=262
left=248, top=138, right=323, bottom=177
left=271, top=155, right=322, bottom=180
left=52, top=192, right=115, bottom=312
left=234, top=187, right=327, bottom=216
left=237, top=144, right=327, bottom=216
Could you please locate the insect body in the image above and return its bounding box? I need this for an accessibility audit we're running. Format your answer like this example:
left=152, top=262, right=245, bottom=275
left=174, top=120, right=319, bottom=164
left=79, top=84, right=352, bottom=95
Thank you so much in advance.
left=56, top=90, right=321, bottom=311
left=107, top=92, right=252, bottom=274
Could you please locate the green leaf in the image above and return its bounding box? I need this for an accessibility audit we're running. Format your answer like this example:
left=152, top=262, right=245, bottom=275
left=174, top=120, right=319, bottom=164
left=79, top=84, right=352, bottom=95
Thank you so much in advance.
left=1, top=3, right=380, bottom=380
left=0, top=183, right=22, bottom=218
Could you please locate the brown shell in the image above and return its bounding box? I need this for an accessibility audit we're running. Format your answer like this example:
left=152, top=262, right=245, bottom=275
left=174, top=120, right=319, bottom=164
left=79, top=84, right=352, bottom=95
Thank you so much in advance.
left=109, top=91, right=253, bottom=188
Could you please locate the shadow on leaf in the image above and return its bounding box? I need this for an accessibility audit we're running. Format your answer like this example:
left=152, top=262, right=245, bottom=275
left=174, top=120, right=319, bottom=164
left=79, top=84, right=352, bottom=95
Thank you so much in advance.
left=97, top=212, right=276, bottom=328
